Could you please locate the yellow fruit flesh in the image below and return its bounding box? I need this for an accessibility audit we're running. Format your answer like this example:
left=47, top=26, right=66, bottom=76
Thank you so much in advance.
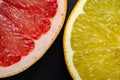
left=71, top=0, right=120, bottom=79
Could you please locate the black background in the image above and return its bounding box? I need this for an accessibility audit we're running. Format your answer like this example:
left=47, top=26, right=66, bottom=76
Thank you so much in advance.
left=1, top=0, right=78, bottom=80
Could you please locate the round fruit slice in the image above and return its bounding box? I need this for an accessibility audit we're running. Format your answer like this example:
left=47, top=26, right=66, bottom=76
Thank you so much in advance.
left=63, top=0, right=120, bottom=80
left=0, top=0, right=67, bottom=78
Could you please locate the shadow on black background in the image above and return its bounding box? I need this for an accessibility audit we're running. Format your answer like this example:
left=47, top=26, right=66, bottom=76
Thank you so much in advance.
left=1, top=0, right=77, bottom=80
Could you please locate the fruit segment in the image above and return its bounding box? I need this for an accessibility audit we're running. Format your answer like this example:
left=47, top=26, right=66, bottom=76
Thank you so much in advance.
left=3, top=0, right=58, bottom=17
left=0, top=3, right=51, bottom=39
left=0, top=0, right=58, bottom=67
left=71, top=0, right=120, bottom=79
left=0, top=14, right=35, bottom=66
left=84, top=0, right=120, bottom=23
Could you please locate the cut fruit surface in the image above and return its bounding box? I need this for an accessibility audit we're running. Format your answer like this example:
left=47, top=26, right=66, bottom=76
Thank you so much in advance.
left=0, top=14, right=34, bottom=66
left=63, top=0, right=120, bottom=80
left=3, top=0, right=58, bottom=17
left=0, top=0, right=67, bottom=78
left=0, top=2, right=51, bottom=39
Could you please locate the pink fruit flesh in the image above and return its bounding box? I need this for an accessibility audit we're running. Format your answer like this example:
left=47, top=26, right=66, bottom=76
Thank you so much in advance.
left=3, top=0, right=58, bottom=17
left=0, top=0, right=58, bottom=67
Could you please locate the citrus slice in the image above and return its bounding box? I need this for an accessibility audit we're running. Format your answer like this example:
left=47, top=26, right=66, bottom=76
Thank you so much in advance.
left=63, top=0, right=120, bottom=80
left=0, top=0, right=67, bottom=78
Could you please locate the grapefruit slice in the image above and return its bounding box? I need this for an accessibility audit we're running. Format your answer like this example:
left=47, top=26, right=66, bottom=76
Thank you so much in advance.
left=64, top=0, right=120, bottom=80
left=0, top=0, right=67, bottom=78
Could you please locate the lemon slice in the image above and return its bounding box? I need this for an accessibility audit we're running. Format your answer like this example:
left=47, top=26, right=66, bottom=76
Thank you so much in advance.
left=63, top=0, right=120, bottom=80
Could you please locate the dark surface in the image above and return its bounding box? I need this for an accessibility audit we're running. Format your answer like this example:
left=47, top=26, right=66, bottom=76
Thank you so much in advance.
left=1, top=0, right=78, bottom=80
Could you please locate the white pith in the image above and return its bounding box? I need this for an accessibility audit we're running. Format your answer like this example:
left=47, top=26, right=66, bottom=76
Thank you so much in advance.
left=64, top=0, right=87, bottom=80
left=0, top=0, right=67, bottom=78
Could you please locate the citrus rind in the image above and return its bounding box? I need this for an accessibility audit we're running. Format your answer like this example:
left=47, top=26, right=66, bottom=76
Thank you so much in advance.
left=63, top=0, right=87, bottom=80
left=0, top=0, right=67, bottom=78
